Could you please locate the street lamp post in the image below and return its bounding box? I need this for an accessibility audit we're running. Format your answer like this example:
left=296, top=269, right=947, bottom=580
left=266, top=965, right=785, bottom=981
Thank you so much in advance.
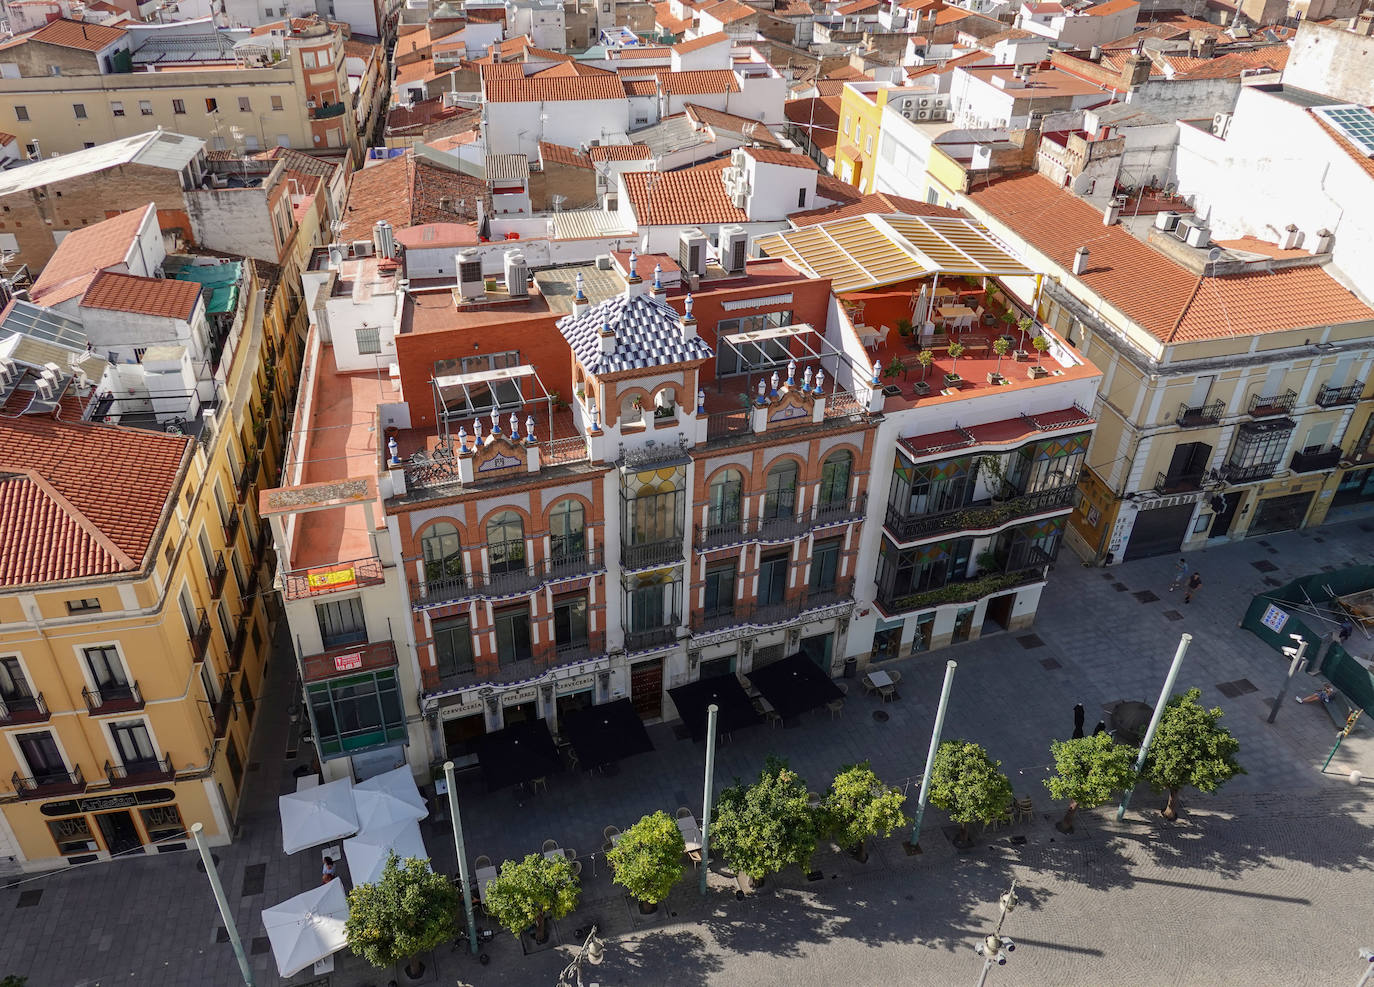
left=191, top=822, right=256, bottom=987
left=908, top=660, right=956, bottom=851
left=972, top=881, right=1019, bottom=987
left=1266, top=633, right=1309, bottom=724
left=700, top=703, right=719, bottom=897
left=1355, top=947, right=1374, bottom=987
left=444, top=760, right=480, bottom=955
left=557, top=924, right=606, bottom=987
left=1118, top=632, right=1191, bottom=820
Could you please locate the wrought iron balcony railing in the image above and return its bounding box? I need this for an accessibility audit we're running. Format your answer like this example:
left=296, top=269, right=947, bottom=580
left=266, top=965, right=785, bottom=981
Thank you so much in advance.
left=1290, top=446, right=1343, bottom=473
left=208, top=551, right=227, bottom=599
left=0, top=691, right=48, bottom=726
left=1154, top=471, right=1204, bottom=495
left=11, top=765, right=84, bottom=800
left=876, top=554, right=1050, bottom=614
left=104, top=754, right=174, bottom=788
left=190, top=609, right=211, bottom=663
left=1222, top=461, right=1279, bottom=484
left=1247, top=389, right=1296, bottom=417
left=409, top=551, right=604, bottom=608
left=1176, top=400, right=1225, bottom=428
left=282, top=555, right=385, bottom=601
left=236, top=454, right=260, bottom=501
left=82, top=681, right=144, bottom=715
left=623, top=624, right=679, bottom=653
left=1316, top=382, right=1363, bottom=408
left=883, top=484, right=1076, bottom=543
left=620, top=538, right=684, bottom=570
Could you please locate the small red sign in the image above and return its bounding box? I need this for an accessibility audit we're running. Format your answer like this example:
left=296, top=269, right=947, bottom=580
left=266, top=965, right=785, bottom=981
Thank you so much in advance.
left=333, top=651, right=364, bottom=671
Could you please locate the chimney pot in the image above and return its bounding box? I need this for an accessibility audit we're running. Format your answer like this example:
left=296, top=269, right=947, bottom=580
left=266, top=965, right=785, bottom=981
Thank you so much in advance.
left=1073, top=246, right=1090, bottom=275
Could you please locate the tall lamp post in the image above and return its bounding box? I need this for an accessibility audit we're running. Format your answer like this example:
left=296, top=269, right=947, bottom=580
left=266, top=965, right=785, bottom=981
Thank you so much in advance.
left=1118, top=633, right=1191, bottom=820
left=191, top=822, right=256, bottom=987
left=972, top=880, right=1019, bottom=987
left=699, top=703, right=719, bottom=897
left=557, top=924, right=606, bottom=987
left=1266, top=633, right=1308, bottom=724
left=444, top=760, right=480, bottom=955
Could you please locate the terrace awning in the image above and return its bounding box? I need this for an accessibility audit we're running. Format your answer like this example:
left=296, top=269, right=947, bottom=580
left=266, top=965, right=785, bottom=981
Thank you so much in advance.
left=668, top=672, right=762, bottom=742
left=746, top=653, right=845, bottom=720
left=560, top=698, right=654, bottom=770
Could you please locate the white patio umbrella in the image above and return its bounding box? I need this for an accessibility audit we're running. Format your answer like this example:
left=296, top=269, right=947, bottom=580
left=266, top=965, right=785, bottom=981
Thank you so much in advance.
left=353, top=766, right=427, bottom=832
left=261, top=878, right=349, bottom=979
left=343, top=819, right=430, bottom=886
left=279, top=776, right=359, bottom=854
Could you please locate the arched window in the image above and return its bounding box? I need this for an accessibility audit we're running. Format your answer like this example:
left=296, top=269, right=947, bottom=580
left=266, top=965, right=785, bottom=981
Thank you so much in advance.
left=707, top=469, right=743, bottom=530
left=818, top=450, right=853, bottom=509
left=486, top=511, right=526, bottom=574
left=763, top=461, right=799, bottom=520
left=421, top=522, right=462, bottom=585
left=549, top=498, right=586, bottom=561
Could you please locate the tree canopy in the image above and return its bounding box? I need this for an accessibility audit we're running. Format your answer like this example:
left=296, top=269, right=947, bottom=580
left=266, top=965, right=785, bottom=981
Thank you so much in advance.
left=1141, top=688, right=1244, bottom=818
left=1045, top=734, right=1137, bottom=810
left=606, top=811, right=686, bottom=905
left=484, top=852, right=580, bottom=940
left=711, top=759, right=819, bottom=881
left=346, top=854, right=458, bottom=969
left=822, top=762, right=908, bottom=854
left=927, top=741, right=1014, bottom=841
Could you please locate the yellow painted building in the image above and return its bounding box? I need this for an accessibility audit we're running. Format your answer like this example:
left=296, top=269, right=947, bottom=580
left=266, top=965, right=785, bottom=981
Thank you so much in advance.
left=836, top=81, right=894, bottom=194
left=0, top=253, right=294, bottom=870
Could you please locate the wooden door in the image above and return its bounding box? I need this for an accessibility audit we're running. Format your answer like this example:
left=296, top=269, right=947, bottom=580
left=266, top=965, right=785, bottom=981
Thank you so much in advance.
left=630, top=658, right=663, bottom=720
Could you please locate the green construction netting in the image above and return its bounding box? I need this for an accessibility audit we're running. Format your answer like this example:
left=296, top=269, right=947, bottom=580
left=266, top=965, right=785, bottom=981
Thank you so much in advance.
left=171, top=261, right=242, bottom=315
left=1241, top=567, right=1374, bottom=716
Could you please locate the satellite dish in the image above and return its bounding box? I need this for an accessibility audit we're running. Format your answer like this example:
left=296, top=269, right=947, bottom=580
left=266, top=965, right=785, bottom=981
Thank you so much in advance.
left=1207, top=246, right=1222, bottom=263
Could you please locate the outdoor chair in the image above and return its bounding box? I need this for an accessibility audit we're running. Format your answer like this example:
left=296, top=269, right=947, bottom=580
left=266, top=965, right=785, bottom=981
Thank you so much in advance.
left=677, top=806, right=694, bottom=821
left=542, top=839, right=559, bottom=854
left=1013, top=796, right=1033, bottom=823
left=473, top=855, right=491, bottom=871
left=888, top=670, right=902, bottom=686
left=766, top=709, right=783, bottom=729
left=687, top=848, right=702, bottom=868
left=878, top=684, right=896, bottom=703
left=565, top=747, right=579, bottom=769
left=570, top=859, right=583, bottom=876
left=827, top=696, right=844, bottom=719
left=604, top=825, right=620, bottom=843
left=530, top=776, right=548, bottom=793
left=861, top=674, right=879, bottom=697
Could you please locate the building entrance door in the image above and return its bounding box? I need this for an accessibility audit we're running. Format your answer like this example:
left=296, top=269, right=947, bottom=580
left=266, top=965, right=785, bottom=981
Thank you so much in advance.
left=1247, top=492, right=1313, bottom=537
left=96, top=810, right=143, bottom=856
left=1209, top=493, right=1242, bottom=538
left=630, top=658, right=663, bottom=720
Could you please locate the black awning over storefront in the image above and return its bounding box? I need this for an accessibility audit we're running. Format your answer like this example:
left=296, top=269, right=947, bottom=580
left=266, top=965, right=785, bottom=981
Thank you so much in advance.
left=668, top=673, right=762, bottom=742
left=560, top=698, right=654, bottom=770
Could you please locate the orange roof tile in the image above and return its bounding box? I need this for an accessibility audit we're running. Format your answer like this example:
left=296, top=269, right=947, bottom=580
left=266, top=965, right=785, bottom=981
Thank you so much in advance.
left=1085, top=0, right=1137, bottom=15
left=784, top=96, right=841, bottom=156
left=744, top=147, right=819, bottom=170
left=968, top=173, right=1374, bottom=343
left=659, top=68, right=740, bottom=94
left=531, top=61, right=617, bottom=78
left=789, top=192, right=961, bottom=225
left=31, top=205, right=151, bottom=306
left=80, top=270, right=201, bottom=319
left=486, top=74, right=627, bottom=102
left=835, top=0, right=881, bottom=14
left=673, top=30, right=729, bottom=52
left=623, top=167, right=745, bottom=226
left=31, top=17, right=124, bottom=51
left=0, top=417, right=189, bottom=586
left=589, top=144, right=655, bottom=161
left=815, top=173, right=864, bottom=206
left=685, top=103, right=784, bottom=146
left=1166, top=46, right=1288, bottom=79
left=625, top=79, right=658, bottom=96
left=699, top=0, right=755, bottom=22
left=539, top=141, right=594, bottom=170
left=614, top=45, right=672, bottom=59
left=479, top=61, right=525, bottom=79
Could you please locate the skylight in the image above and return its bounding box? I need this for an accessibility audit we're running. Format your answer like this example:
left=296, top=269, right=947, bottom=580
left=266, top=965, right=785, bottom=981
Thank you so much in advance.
left=1314, top=104, right=1374, bottom=157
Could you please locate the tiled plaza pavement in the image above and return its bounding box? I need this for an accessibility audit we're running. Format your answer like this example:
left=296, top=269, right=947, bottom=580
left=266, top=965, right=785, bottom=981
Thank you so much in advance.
left=3, top=521, right=1373, bottom=986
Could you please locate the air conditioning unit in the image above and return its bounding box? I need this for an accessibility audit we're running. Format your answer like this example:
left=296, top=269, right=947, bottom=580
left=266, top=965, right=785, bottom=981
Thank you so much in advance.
left=917, top=110, right=930, bottom=120
left=1212, top=112, right=1231, bottom=138
left=678, top=228, right=708, bottom=277
left=456, top=247, right=484, bottom=298
left=307, top=100, right=317, bottom=108
left=1185, top=223, right=1210, bottom=247
left=351, top=239, right=374, bottom=256
left=730, top=147, right=748, bottom=169
left=719, top=225, right=747, bottom=273
left=503, top=249, right=528, bottom=297
left=1154, top=210, right=1181, bottom=233
left=730, top=190, right=748, bottom=209
left=1174, top=218, right=1197, bottom=242
left=902, top=108, right=914, bottom=119
left=34, top=377, right=56, bottom=400
left=919, top=98, right=930, bottom=106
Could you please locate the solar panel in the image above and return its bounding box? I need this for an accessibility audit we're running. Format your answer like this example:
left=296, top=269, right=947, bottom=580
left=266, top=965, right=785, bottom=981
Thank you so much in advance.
left=1314, top=104, right=1374, bottom=157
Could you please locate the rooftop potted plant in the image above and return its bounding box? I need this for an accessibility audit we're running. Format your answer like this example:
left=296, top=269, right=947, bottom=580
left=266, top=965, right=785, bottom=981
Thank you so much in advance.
left=988, top=337, right=1010, bottom=385
left=1028, top=334, right=1051, bottom=378
left=914, top=349, right=934, bottom=395
left=882, top=357, right=906, bottom=395
left=1014, top=317, right=1033, bottom=361
left=944, top=342, right=965, bottom=389
left=896, top=317, right=913, bottom=339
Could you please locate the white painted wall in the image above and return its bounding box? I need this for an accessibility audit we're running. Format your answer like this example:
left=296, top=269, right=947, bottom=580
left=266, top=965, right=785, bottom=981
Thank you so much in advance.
left=485, top=99, right=632, bottom=158
left=744, top=158, right=818, bottom=219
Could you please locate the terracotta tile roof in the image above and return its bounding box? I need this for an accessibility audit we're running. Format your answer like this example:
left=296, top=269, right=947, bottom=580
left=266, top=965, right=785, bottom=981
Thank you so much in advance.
left=673, top=30, right=729, bottom=52
left=699, top=0, right=756, bottom=22
left=784, top=96, right=841, bottom=156
left=968, top=172, right=1374, bottom=342
left=625, top=79, right=658, bottom=96
left=32, top=18, right=125, bottom=51
left=589, top=144, right=655, bottom=161
left=961, top=65, right=1103, bottom=98
left=531, top=61, right=617, bottom=77
left=815, top=173, right=864, bottom=206
left=80, top=271, right=201, bottom=319
left=31, top=205, right=151, bottom=307
left=0, top=132, right=15, bottom=146
left=386, top=97, right=461, bottom=134
left=789, top=192, right=961, bottom=225
left=744, top=146, right=819, bottom=170
left=495, top=36, right=573, bottom=61
left=427, top=130, right=480, bottom=152
left=486, top=74, right=627, bottom=102
left=343, top=38, right=379, bottom=61
left=1085, top=0, right=1137, bottom=15
left=1165, top=46, right=1288, bottom=79
left=479, top=61, right=525, bottom=79
left=655, top=9, right=695, bottom=33
left=978, top=26, right=1036, bottom=44
left=345, top=155, right=488, bottom=232
left=615, top=45, right=673, bottom=59
left=540, top=141, right=594, bottom=170
left=659, top=68, right=740, bottom=94
left=825, top=64, right=868, bottom=81
left=814, top=79, right=847, bottom=96
left=0, top=417, right=189, bottom=586
left=835, top=0, right=880, bottom=14
left=623, top=167, right=745, bottom=226
left=1212, top=236, right=1312, bottom=260
left=685, top=103, right=784, bottom=146
left=464, top=6, right=505, bottom=21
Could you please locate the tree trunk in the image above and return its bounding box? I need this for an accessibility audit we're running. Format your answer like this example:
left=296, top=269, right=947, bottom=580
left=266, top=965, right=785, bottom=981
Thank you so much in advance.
left=638, top=899, right=658, bottom=914
left=404, top=957, right=426, bottom=979
left=852, top=839, right=868, bottom=862
left=1163, top=789, right=1180, bottom=821
left=1057, top=800, right=1079, bottom=833
left=957, top=821, right=971, bottom=846
left=534, top=911, right=549, bottom=944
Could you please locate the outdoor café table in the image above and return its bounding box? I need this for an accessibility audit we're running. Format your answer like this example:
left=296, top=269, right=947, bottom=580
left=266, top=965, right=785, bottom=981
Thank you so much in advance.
left=867, top=669, right=893, bottom=689
left=543, top=848, right=564, bottom=862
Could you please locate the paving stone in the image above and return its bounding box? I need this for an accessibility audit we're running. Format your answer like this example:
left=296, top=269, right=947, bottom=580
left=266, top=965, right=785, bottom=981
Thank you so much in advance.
left=1252, top=559, right=1280, bottom=572
left=1163, top=610, right=1185, bottom=621
left=1133, top=590, right=1159, bottom=603
left=1039, top=657, right=1062, bottom=670
left=1017, top=633, right=1045, bottom=649
left=16, top=890, right=41, bottom=908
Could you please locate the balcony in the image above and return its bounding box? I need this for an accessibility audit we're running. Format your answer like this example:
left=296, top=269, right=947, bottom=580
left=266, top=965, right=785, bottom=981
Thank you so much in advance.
left=410, top=550, right=603, bottom=608
left=690, top=579, right=855, bottom=634
left=228, top=615, right=251, bottom=671
left=282, top=556, right=386, bottom=601
left=1176, top=400, right=1225, bottom=428
left=211, top=681, right=235, bottom=739
left=104, top=753, right=175, bottom=788
left=883, top=484, right=1077, bottom=544
left=223, top=509, right=240, bottom=547
left=1316, top=382, right=1364, bottom=408
left=812, top=493, right=867, bottom=528
left=190, top=609, right=212, bottom=663
left=251, top=417, right=266, bottom=450
left=82, top=681, right=144, bottom=715
left=236, top=454, right=261, bottom=501
left=705, top=409, right=751, bottom=441
left=1248, top=390, right=1296, bottom=417
left=624, top=624, right=679, bottom=652
left=1154, top=470, right=1204, bottom=495
left=11, top=765, right=85, bottom=800
left=208, top=551, right=227, bottom=599
left=621, top=538, right=684, bottom=571
left=550, top=629, right=608, bottom=667
left=695, top=518, right=746, bottom=551
left=302, top=639, right=398, bottom=684
left=751, top=512, right=809, bottom=543
left=1291, top=446, right=1343, bottom=473
left=1222, top=461, right=1279, bottom=484
left=876, top=558, right=1050, bottom=614
left=310, top=101, right=347, bottom=120
left=0, top=692, right=49, bottom=725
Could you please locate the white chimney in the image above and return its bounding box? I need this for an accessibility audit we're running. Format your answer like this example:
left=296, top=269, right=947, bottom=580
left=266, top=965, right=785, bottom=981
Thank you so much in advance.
left=1279, top=224, right=1300, bottom=250
left=1103, top=200, right=1121, bottom=226
left=623, top=249, right=646, bottom=299
left=599, top=319, right=616, bottom=354
left=1313, top=228, right=1334, bottom=254
left=572, top=271, right=589, bottom=315
left=681, top=292, right=697, bottom=342
left=1072, top=246, right=1089, bottom=275
left=650, top=263, right=667, bottom=299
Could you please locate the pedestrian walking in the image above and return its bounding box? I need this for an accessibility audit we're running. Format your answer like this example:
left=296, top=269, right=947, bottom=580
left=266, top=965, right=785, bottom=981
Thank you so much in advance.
left=1339, top=618, right=1354, bottom=644
left=322, top=856, right=336, bottom=884
left=1072, top=702, right=1085, bottom=739
left=1183, top=571, right=1202, bottom=604
left=1092, top=721, right=1107, bottom=736
left=1169, top=558, right=1188, bottom=592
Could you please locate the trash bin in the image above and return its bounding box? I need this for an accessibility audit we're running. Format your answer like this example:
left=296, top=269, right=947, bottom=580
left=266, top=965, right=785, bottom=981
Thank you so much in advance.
left=843, top=657, right=858, bottom=679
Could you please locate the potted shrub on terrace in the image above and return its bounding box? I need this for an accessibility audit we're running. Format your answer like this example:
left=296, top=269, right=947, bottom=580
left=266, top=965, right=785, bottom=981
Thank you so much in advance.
left=606, top=811, right=686, bottom=913
left=914, top=349, right=934, bottom=395
left=1028, top=335, right=1052, bottom=378
left=1015, top=316, right=1033, bottom=360
left=988, top=337, right=1010, bottom=385
left=944, top=342, right=965, bottom=388
left=484, top=852, right=580, bottom=944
